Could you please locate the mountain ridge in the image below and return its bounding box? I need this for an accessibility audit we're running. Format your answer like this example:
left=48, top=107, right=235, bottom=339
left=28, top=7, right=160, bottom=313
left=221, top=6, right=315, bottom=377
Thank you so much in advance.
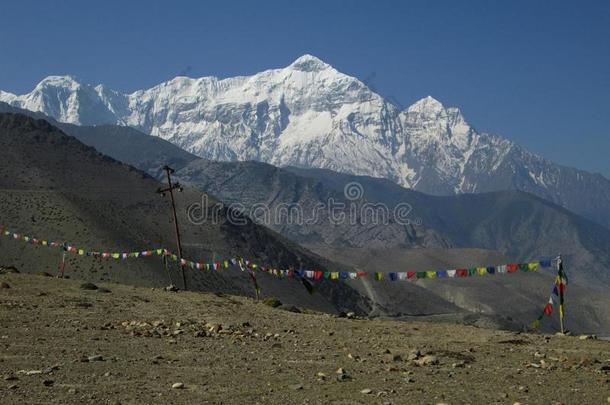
left=2, top=58, right=610, bottom=230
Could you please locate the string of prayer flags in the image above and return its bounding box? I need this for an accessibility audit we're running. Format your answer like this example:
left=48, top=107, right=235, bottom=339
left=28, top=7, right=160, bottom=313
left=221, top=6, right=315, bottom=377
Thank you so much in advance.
left=1, top=224, right=555, bottom=285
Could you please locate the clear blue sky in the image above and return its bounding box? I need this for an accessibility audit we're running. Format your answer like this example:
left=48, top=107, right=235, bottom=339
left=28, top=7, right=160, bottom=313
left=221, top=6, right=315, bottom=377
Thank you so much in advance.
left=1, top=0, right=609, bottom=177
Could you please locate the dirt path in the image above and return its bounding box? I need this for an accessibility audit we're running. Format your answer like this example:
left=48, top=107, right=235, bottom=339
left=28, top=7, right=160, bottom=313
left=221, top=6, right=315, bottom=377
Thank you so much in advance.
left=0, top=273, right=609, bottom=404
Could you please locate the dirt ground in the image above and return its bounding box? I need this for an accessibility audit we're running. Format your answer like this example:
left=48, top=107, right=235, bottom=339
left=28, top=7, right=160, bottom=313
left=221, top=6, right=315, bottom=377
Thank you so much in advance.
left=0, top=273, right=609, bottom=404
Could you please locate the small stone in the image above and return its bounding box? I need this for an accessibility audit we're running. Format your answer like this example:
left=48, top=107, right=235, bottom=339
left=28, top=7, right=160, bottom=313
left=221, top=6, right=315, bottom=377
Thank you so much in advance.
left=361, top=388, right=373, bottom=394
left=414, top=355, right=438, bottom=367
left=288, top=383, right=303, bottom=390
left=164, top=285, right=178, bottom=292
left=452, top=360, right=466, bottom=368
left=21, top=370, right=43, bottom=375
left=68, top=388, right=77, bottom=394
left=87, top=355, right=104, bottom=362
left=385, top=353, right=403, bottom=362
left=335, top=368, right=346, bottom=374
left=346, top=312, right=356, bottom=319
left=172, top=382, right=184, bottom=389
left=336, top=373, right=352, bottom=382
left=8, top=384, right=18, bottom=389
left=80, top=282, right=98, bottom=290
left=0, top=282, right=10, bottom=289
left=42, top=379, right=54, bottom=386
left=579, top=334, right=597, bottom=340
left=407, top=349, right=421, bottom=361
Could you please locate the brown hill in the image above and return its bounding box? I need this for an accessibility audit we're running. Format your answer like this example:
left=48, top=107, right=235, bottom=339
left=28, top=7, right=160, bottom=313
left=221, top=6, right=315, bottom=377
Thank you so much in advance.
left=0, top=113, right=367, bottom=314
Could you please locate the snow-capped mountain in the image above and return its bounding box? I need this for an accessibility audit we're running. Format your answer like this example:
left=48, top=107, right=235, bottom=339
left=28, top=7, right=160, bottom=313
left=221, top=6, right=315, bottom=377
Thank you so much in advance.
left=2, top=54, right=610, bottom=228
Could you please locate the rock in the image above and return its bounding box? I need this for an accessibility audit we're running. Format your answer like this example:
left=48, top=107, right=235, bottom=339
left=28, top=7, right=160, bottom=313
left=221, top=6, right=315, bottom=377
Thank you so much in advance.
left=262, top=297, right=282, bottom=308
left=171, top=382, right=184, bottom=389
left=384, top=353, right=403, bottom=362
left=0, top=282, right=10, bottom=289
left=361, top=388, right=373, bottom=394
left=579, top=334, right=597, bottom=340
left=19, top=369, right=43, bottom=375
left=43, top=365, right=60, bottom=374
left=68, top=387, right=77, bottom=394
left=42, top=379, right=54, bottom=386
left=414, top=355, right=438, bottom=367
left=336, top=373, right=352, bottom=382
left=346, top=312, right=356, bottom=319
left=316, top=372, right=327, bottom=381
left=87, top=355, right=104, bottom=362
left=452, top=360, right=466, bottom=368
left=336, top=367, right=347, bottom=374
left=407, top=349, right=421, bottom=361
left=80, top=282, right=98, bottom=290
left=0, top=266, right=19, bottom=274
left=280, top=305, right=301, bottom=313
left=207, top=323, right=222, bottom=333
left=597, top=364, right=610, bottom=373
left=288, top=383, right=303, bottom=390
left=164, top=285, right=178, bottom=292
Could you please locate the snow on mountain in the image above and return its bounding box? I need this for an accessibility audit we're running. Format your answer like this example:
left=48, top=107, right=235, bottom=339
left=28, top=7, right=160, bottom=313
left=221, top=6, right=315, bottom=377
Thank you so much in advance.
left=2, top=54, right=610, bottom=228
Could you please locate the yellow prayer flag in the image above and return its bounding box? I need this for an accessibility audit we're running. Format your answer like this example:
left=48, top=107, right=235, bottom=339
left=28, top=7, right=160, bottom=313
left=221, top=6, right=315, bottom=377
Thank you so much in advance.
left=426, top=271, right=436, bottom=278
left=477, top=267, right=487, bottom=276
left=111, top=253, right=120, bottom=259
left=528, top=262, right=539, bottom=271
left=78, top=249, right=85, bottom=256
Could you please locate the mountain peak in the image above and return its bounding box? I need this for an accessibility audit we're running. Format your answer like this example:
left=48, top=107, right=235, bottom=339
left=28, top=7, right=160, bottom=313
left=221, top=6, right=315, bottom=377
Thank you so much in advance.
left=407, top=96, right=445, bottom=115
left=288, top=54, right=330, bottom=72
left=35, top=75, right=82, bottom=90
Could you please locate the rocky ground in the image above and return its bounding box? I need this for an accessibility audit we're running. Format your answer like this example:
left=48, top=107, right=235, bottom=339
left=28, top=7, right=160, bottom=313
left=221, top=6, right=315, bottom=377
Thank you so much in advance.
left=0, top=272, right=609, bottom=404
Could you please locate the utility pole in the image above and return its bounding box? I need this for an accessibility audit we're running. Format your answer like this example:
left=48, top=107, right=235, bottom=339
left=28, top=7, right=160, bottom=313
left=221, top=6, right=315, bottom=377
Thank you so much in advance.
left=157, top=166, right=187, bottom=290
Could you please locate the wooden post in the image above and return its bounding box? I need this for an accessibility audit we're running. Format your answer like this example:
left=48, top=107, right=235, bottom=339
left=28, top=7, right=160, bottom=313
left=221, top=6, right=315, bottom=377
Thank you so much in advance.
left=58, top=247, right=67, bottom=278
left=157, top=166, right=187, bottom=290
left=557, top=254, right=566, bottom=334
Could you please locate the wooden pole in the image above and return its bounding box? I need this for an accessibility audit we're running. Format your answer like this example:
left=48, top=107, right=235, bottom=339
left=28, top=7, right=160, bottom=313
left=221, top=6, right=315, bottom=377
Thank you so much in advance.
left=157, top=166, right=187, bottom=290
left=557, top=255, right=565, bottom=334
left=58, top=244, right=67, bottom=278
